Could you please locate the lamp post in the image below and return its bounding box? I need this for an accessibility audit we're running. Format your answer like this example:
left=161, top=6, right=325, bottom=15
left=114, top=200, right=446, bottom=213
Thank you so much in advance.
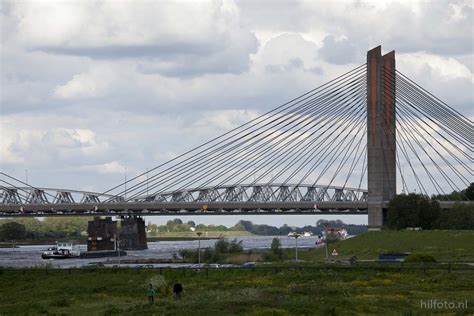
left=324, top=224, right=329, bottom=260
left=115, top=234, right=121, bottom=268
left=290, top=233, right=301, bottom=262
left=196, top=232, right=202, bottom=268
left=124, top=166, right=127, bottom=199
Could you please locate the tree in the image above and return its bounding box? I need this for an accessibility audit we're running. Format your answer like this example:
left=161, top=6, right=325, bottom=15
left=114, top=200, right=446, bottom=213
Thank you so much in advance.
left=463, top=183, right=474, bottom=200
left=271, top=238, right=283, bottom=259
left=437, top=204, right=474, bottom=229
left=228, top=239, right=243, bottom=253
left=237, top=220, right=253, bottom=232
left=387, top=193, right=441, bottom=229
left=173, top=218, right=183, bottom=225
left=187, top=220, right=196, bottom=227
left=214, top=239, right=229, bottom=253
left=0, top=222, right=26, bottom=240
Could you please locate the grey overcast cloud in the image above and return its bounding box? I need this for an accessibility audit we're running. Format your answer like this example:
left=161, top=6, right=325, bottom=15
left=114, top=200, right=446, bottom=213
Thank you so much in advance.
left=1, top=0, right=473, bottom=226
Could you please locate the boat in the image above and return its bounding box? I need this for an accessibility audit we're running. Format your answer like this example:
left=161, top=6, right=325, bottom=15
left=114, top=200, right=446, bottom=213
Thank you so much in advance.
left=324, top=228, right=349, bottom=241
left=303, top=231, right=313, bottom=237
left=41, top=242, right=81, bottom=259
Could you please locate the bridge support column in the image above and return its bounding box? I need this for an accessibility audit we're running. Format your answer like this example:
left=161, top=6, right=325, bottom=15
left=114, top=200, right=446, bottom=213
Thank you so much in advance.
left=367, top=46, right=396, bottom=229
left=87, top=217, right=117, bottom=251
left=119, top=216, right=148, bottom=250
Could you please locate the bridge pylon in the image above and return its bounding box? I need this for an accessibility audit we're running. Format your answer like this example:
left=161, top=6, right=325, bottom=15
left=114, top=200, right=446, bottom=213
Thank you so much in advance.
left=367, top=46, right=397, bottom=229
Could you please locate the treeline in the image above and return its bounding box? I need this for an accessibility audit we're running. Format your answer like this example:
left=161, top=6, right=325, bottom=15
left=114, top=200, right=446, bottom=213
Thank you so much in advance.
left=147, top=218, right=243, bottom=236
left=387, top=188, right=474, bottom=230
left=149, top=218, right=367, bottom=237
left=235, top=219, right=367, bottom=236
left=0, top=218, right=88, bottom=241
left=431, top=183, right=474, bottom=201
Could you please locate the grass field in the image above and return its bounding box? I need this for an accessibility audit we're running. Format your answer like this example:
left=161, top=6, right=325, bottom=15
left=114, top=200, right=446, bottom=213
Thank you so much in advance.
left=304, top=230, right=474, bottom=262
left=0, top=267, right=472, bottom=315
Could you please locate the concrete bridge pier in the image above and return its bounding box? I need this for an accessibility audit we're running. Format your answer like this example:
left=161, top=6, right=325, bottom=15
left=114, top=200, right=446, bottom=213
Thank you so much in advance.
left=118, top=216, right=148, bottom=250
left=87, top=216, right=148, bottom=251
left=87, top=217, right=117, bottom=251
left=367, top=46, right=397, bottom=229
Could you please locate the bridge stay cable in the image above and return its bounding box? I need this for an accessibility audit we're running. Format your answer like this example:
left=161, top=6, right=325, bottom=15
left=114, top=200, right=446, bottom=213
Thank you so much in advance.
left=122, top=66, right=362, bottom=197
left=379, top=69, right=472, bottom=199
left=102, top=64, right=367, bottom=199
left=206, top=81, right=368, bottom=194
left=154, top=77, right=367, bottom=196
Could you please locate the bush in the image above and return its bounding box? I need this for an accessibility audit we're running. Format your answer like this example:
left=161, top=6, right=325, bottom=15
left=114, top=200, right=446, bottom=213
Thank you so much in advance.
left=214, top=239, right=229, bottom=253
left=214, top=238, right=243, bottom=254
left=404, top=254, right=437, bottom=263
left=228, top=239, right=243, bottom=253
left=178, top=249, right=196, bottom=260
left=0, top=222, right=26, bottom=241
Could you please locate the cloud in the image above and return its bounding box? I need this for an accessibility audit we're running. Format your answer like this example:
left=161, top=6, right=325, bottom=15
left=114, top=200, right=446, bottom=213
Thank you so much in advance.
left=0, top=0, right=472, bottom=198
left=8, top=0, right=258, bottom=77
left=53, top=65, right=117, bottom=99
left=318, top=35, right=357, bottom=65
left=99, top=161, right=126, bottom=174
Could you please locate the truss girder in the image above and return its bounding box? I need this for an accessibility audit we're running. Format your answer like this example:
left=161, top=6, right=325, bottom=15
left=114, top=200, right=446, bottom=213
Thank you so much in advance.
left=53, top=191, right=75, bottom=204
left=1, top=188, right=23, bottom=204
left=0, top=184, right=368, bottom=206
left=80, top=194, right=100, bottom=203
left=26, top=189, right=49, bottom=204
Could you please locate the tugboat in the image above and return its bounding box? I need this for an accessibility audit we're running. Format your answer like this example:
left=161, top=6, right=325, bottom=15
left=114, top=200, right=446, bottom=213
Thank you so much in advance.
left=42, top=242, right=81, bottom=259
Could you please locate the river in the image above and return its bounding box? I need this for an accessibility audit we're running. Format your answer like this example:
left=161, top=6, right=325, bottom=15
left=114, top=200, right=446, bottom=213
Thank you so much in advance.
left=0, top=235, right=326, bottom=268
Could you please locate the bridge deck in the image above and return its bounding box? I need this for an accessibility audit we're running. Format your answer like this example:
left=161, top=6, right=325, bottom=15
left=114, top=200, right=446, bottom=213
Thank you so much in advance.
left=0, top=200, right=466, bottom=217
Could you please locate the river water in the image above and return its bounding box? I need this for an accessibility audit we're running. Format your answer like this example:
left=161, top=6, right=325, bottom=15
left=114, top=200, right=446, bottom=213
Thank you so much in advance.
left=0, top=235, right=326, bottom=269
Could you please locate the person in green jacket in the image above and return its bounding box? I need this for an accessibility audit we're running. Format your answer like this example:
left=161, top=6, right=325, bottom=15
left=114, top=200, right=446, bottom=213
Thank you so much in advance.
left=147, top=283, right=156, bottom=304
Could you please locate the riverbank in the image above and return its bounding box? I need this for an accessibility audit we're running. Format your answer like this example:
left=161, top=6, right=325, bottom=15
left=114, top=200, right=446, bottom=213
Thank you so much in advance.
left=149, top=230, right=252, bottom=240
left=306, top=230, right=474, bottom=262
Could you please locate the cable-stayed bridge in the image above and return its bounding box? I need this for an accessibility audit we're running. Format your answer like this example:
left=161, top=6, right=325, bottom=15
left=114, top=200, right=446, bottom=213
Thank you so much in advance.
left=1, top=46, right=472, bottom=228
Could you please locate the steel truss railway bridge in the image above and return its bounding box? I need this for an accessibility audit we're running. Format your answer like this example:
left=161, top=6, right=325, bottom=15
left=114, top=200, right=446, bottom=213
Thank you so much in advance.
left=1, top=46, right=472, bottom=228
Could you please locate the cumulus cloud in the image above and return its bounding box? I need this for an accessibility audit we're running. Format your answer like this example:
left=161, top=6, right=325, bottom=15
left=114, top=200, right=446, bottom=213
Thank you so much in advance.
left=99, top=161, right=126, bottom=174
left=7, top=0, right=258, bottom=77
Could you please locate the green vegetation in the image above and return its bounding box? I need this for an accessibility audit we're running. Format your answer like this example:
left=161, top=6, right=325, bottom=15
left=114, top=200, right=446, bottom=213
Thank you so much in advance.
left=432, top=182, right=474, bottom=201
left=0, top=267, right=472, bottom=315
left=178, top=238, right=244, bottom=263
left=387, top=183, right=474, bottom=230
left=305, top=230, right=474, bottom=262
left=148, top=230, right=252, bottom=240
left=147, top=219, right=246, bottom=237
left=147, top=218, right=367, bottom=238
left=404, top=253, right=437, bottom=263
left=0, top=217, right=89, bottom=242
left=237, top=219, right=367, bottom=236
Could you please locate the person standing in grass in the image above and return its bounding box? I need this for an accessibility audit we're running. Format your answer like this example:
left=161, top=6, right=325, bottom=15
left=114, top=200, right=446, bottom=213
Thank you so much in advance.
left=173, top=281, right=183, bottom=299
left=147, top=283, right=156, bottom=304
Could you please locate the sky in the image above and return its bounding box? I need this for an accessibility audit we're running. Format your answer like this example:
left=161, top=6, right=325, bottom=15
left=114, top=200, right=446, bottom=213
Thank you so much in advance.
left=1, top=0, right=473, bottom=227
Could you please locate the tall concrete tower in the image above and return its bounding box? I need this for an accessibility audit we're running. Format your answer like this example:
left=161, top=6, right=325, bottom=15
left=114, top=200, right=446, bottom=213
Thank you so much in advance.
left=367, top=46, right=397, bottom=229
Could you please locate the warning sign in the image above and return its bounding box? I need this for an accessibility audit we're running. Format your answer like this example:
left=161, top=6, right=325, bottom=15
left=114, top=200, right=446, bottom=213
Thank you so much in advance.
left=331, top=248, right=338, bottom=256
